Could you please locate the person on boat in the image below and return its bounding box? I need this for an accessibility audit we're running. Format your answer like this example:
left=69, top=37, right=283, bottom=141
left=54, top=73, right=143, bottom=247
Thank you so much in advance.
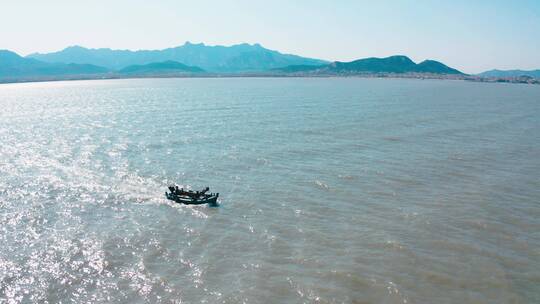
left=168, top=185, right=175, bottom=193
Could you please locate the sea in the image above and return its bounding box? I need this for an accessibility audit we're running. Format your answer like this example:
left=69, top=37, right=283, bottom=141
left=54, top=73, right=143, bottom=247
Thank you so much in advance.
left=0, top=78, right=539, bottom=303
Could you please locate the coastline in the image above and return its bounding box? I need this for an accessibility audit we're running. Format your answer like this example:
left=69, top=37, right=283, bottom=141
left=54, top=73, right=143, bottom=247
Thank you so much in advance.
left=1, top=72, right=538, bottom=86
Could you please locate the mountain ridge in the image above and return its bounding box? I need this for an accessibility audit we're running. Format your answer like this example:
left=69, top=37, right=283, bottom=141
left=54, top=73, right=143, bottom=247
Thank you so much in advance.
left=0, top=50, right=109, bottom=80
left=27, top=42, right=328, bottom=72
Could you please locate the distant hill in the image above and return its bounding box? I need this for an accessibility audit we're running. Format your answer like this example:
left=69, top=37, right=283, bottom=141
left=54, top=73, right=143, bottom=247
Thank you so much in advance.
left=477, top=69, right=540, bottom=79
left=415, top=60, right=463, bottom=74
left=27, top=42, right=328, bottom=72
left=119, top=61, right=204, bottom=75
left=274, top=55, right=464, bottom=75
left=0, top=50, right=108, bottom=81
left=331, top=56, right=418, bottom=73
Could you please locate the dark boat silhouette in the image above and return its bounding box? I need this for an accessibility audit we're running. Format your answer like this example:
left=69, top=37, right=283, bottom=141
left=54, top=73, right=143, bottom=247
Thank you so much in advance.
left=165, top=185, right=219, bottom=206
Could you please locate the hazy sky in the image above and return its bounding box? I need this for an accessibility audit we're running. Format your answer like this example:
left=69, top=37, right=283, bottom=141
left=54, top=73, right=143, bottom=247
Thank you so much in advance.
left=1, top=0, right=539, bottom=73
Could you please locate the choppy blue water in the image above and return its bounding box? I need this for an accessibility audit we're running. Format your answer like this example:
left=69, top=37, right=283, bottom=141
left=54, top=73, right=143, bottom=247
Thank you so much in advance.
left=1, top=78, right=539, bottom=303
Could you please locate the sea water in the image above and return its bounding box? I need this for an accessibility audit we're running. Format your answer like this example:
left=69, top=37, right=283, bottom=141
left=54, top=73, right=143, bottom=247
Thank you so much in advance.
left=0, top=78, right=539, bottom=303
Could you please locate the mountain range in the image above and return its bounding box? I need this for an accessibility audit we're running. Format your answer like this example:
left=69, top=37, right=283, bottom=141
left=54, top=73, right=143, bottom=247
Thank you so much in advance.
left=477, top=69, right=540, bottom=79
left=1, top=42, right=537, bottom=83
left=28, top=42, right=327, bottom=72
left=0, top=50, right=108, bottom=81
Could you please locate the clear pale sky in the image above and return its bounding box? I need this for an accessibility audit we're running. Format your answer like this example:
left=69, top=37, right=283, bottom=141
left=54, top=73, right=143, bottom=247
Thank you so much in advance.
left=1, top=0, right=539, bottom=73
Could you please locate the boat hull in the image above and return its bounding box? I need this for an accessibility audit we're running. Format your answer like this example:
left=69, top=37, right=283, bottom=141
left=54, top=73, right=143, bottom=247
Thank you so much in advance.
left=165, top=192, right=219, bottom=206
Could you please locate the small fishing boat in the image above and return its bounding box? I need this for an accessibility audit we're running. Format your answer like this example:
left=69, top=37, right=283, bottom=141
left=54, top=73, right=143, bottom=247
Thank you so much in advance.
left=165, top=185, right=219, bottom=206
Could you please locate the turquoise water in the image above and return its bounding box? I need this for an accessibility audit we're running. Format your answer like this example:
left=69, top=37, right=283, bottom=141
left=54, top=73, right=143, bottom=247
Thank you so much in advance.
left=1, top=78, right=539, bottom=303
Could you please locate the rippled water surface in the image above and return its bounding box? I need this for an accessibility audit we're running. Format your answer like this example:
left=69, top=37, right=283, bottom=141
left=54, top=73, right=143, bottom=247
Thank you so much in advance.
left=1, top=78, right=539, bottom=303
